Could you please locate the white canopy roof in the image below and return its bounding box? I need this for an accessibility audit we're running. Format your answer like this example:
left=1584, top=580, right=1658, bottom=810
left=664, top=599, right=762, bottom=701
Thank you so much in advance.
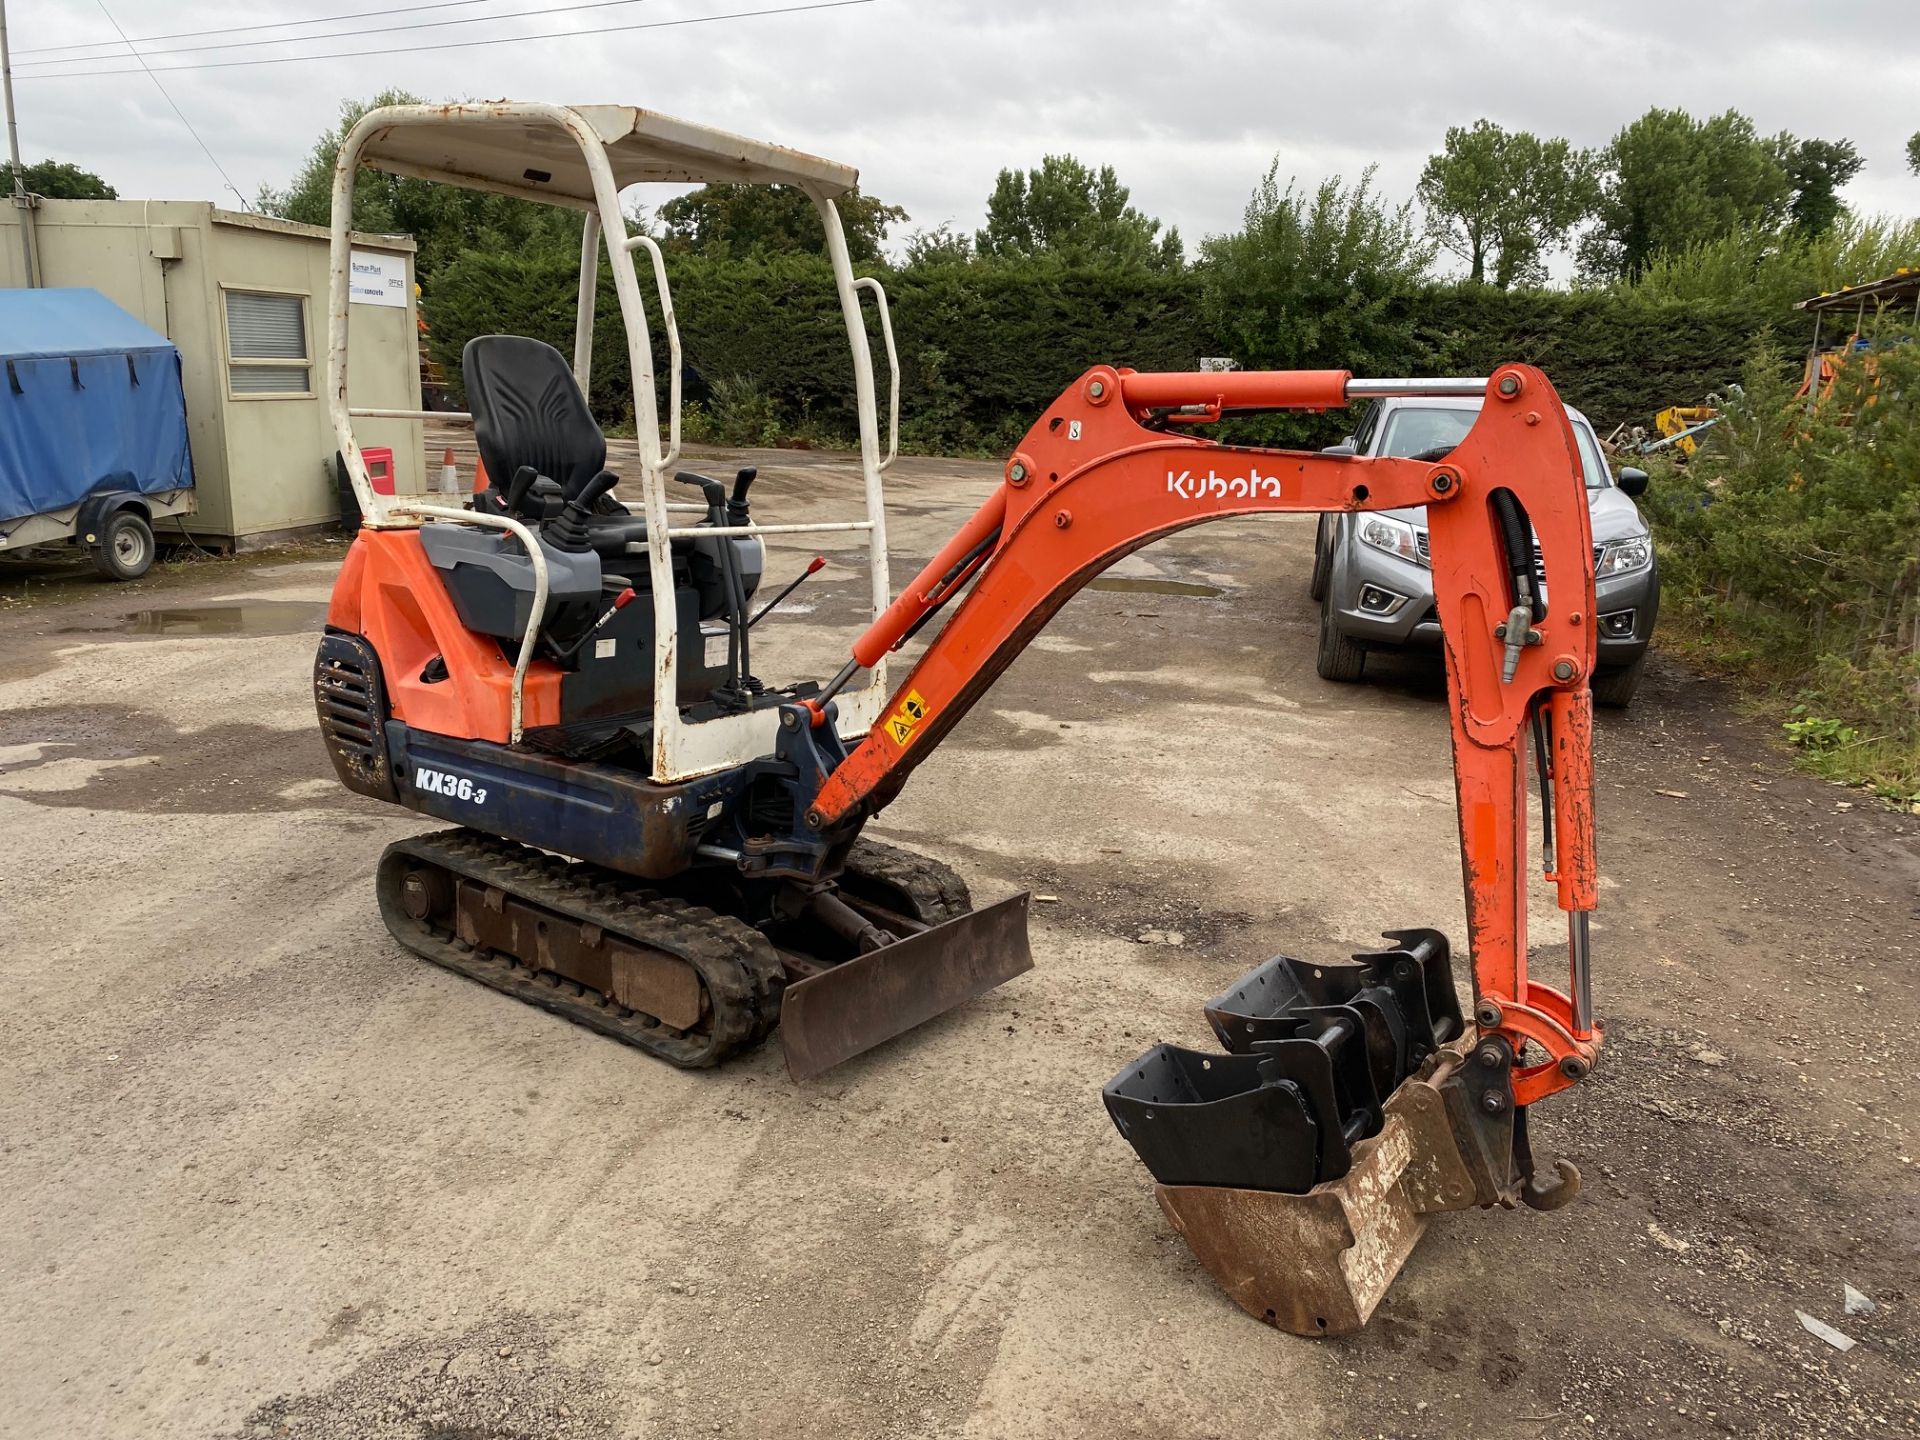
left=352, top=103, right=860, bottom=208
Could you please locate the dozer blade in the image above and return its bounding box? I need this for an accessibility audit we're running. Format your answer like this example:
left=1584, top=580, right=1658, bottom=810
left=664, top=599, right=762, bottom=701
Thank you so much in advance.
left=780, top=892, right=1033, bottom=1081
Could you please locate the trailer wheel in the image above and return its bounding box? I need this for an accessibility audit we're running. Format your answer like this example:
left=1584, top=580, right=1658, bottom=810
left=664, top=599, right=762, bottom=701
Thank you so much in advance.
left=91, top=511, right=155, bottom=581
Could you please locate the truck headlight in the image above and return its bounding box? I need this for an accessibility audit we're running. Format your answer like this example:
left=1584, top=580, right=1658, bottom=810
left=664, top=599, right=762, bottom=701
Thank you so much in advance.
left=1357, top=515, right=1421, bottom=565
left=1596, top=536, right=1653, bottom=577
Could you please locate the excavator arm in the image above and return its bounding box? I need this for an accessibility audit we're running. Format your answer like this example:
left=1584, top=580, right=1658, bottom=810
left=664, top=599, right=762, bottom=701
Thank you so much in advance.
left=806, top=363, right=1602, bottom=1107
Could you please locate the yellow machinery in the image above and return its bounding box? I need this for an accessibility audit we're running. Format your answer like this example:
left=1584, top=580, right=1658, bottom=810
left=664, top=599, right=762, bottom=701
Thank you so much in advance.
left=1652, top=405, right=1718, bottom=456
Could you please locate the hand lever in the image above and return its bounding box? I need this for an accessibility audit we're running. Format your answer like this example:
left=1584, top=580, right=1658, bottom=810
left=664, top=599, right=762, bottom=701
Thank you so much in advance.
left=749, top=556, right=826, bottom=628
left=564, top=465, right=619, bottom=504
left=505, top=465, right=541, bottom=516
left=728, top=467, right=758, bottom=525
left=573, top=470, right=620, bottom=509
left=673, top=471, right=729, bottom=513
left=673, top=472, right=753, bottom=690
left=542, top=470, right=620, bottom=553
left=551, top=586, right=638, bottom=661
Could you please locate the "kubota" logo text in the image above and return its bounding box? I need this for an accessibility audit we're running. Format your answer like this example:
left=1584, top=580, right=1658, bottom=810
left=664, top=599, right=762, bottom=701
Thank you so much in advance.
left=1166, top=468, right=1284, bottom=501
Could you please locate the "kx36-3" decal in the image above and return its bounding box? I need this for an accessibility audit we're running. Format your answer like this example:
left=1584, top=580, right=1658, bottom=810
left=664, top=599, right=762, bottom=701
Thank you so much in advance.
left=414, top=767, right=488, bottom=803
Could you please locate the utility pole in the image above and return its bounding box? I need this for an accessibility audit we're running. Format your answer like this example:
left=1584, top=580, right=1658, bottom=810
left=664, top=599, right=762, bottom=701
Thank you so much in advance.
left=1, top=0, right=40, bottom=287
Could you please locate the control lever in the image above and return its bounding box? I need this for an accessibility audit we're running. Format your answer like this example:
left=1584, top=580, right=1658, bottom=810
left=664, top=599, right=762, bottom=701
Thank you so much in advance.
left=750, top=556, right=826, bottom=628
left=543, top=469, right=620, bottom=552
left=728, top=466, right=757, bottom=525
left=674, top=470, right=729, bottom=511
left=551, top=585, right=638, bottom=662
left=674, top=471, right=754, bottom=695
left=505, top=465, right=541, bottom=517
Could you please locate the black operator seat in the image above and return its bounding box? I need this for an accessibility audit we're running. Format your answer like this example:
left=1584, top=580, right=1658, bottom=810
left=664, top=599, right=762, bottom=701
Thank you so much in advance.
left=460, top=335, right=651, bottom=557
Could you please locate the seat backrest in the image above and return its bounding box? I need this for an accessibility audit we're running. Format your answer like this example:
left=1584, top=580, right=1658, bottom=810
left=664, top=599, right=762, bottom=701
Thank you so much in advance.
left=462, top=335, right=606, bottom=495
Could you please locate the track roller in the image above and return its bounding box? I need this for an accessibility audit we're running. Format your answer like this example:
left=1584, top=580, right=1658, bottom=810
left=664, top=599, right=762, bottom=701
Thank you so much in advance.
left=376, top=828, right=786, bottom=1067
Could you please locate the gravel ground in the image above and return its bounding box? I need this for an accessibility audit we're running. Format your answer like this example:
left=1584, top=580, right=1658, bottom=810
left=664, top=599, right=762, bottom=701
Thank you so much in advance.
left=1, top=440, right=1915, bottom=1440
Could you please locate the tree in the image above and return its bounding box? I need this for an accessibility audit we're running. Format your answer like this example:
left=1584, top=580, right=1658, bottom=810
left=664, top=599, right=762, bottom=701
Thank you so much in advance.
left=657, top=184, right=904, bottom=262
left=1907, top=131, right=1920, bottom=176
left=1417, top=120, right=1596, bottom=287
left=901, top=223, right=973, bottom=267
left=1199, top=164, right=1433, bottom=374
left=1784, top=138, right=1863, bottom=237
left=1580, top=109, right=1792, bottom=279
left=975, top=155, right=1182, bottom=269
left=257, top=91, right=585, bottom=280
left=1579, top=108, right=1866, bottom=279
left=16, top=159, right=117, bottom=200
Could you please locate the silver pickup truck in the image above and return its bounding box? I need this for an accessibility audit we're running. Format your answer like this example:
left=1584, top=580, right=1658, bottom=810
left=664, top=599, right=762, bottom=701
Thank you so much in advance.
left=1310, top=395, right=1658, bottom=708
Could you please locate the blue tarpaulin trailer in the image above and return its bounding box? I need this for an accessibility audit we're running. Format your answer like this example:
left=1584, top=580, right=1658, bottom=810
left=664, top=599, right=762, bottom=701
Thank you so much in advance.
left=0, top=287, right=196, bottom=579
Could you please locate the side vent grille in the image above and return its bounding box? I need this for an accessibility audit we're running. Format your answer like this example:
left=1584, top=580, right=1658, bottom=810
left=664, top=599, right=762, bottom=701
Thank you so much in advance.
left=314, top=631, right=396, bottom=801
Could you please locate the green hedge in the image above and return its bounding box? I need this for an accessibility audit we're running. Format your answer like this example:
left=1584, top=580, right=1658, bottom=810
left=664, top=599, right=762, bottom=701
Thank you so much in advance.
left=422, top=252, right=1806, bottom=453
left=1401, top=287, right=1807, bottom=429
left=424, top=248, right=645, bottom=425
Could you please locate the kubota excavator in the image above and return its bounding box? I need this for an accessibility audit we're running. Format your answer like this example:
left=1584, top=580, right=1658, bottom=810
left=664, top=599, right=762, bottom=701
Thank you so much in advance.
left=314, top=103, right=1604, bottom=1334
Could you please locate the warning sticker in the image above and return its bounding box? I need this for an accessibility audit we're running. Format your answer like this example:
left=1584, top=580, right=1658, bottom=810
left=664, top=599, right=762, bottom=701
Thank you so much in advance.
left=884, top=689, right=930, bottom=747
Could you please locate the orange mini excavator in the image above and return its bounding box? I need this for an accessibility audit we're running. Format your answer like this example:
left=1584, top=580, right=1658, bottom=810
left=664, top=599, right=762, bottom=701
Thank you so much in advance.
left=315, top=103, right=1605, bottom=1334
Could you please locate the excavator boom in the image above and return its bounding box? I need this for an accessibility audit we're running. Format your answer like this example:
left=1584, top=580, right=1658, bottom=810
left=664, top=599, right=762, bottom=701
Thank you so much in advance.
left=807, top=362, right=1601, bottom=1107
left=776, top=362, right=1608, bottom=1333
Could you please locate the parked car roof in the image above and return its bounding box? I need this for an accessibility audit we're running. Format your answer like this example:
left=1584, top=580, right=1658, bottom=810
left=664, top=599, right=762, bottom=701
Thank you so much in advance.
left=1370, top=394, right=1596, bottom=430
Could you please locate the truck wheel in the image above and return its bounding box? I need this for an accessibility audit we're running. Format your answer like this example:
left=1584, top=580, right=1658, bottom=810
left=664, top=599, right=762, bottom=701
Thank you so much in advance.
left=1591, top=654, right=1645, bottom=709
left=1308, top=516, right=1333, bottom=601
left=1315, top=598, right=1366, bottom=682
left=91, top=511, right=155, bottom=581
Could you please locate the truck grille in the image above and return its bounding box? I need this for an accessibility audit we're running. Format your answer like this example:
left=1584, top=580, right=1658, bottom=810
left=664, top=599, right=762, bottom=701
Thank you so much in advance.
left=1412, top=531, right=1604, bottom=575
left=1530, top=543, right=1608, bottom=578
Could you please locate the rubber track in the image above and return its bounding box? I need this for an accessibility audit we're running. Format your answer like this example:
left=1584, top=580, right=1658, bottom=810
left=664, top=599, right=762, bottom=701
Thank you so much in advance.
left=379, top=828, right=786, bottom=1068
left=842, top=837, right=972, bottom=924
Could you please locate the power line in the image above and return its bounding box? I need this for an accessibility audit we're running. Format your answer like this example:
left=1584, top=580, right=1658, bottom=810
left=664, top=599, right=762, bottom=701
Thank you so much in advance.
left=16, top=0, right=654, bottom=68
left=17, top=0, right=876, bottom=79
left=90, top=0, right=251, bottom=208
left=18, top=0, right=519, bottom=58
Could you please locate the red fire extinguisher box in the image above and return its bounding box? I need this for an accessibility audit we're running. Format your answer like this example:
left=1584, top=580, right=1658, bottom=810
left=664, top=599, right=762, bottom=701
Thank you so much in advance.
left=362, top=446, right=395, bottom=496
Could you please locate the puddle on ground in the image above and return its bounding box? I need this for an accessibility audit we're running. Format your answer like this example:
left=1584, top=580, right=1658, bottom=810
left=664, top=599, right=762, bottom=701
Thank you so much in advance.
left=1084, top=577, right=1225, bottom=598
left=57, top=601, right=328, bottom=638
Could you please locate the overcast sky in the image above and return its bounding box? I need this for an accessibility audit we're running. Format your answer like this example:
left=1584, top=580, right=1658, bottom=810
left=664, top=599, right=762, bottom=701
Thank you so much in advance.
left=7, top=0, right=1918, bottom=272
